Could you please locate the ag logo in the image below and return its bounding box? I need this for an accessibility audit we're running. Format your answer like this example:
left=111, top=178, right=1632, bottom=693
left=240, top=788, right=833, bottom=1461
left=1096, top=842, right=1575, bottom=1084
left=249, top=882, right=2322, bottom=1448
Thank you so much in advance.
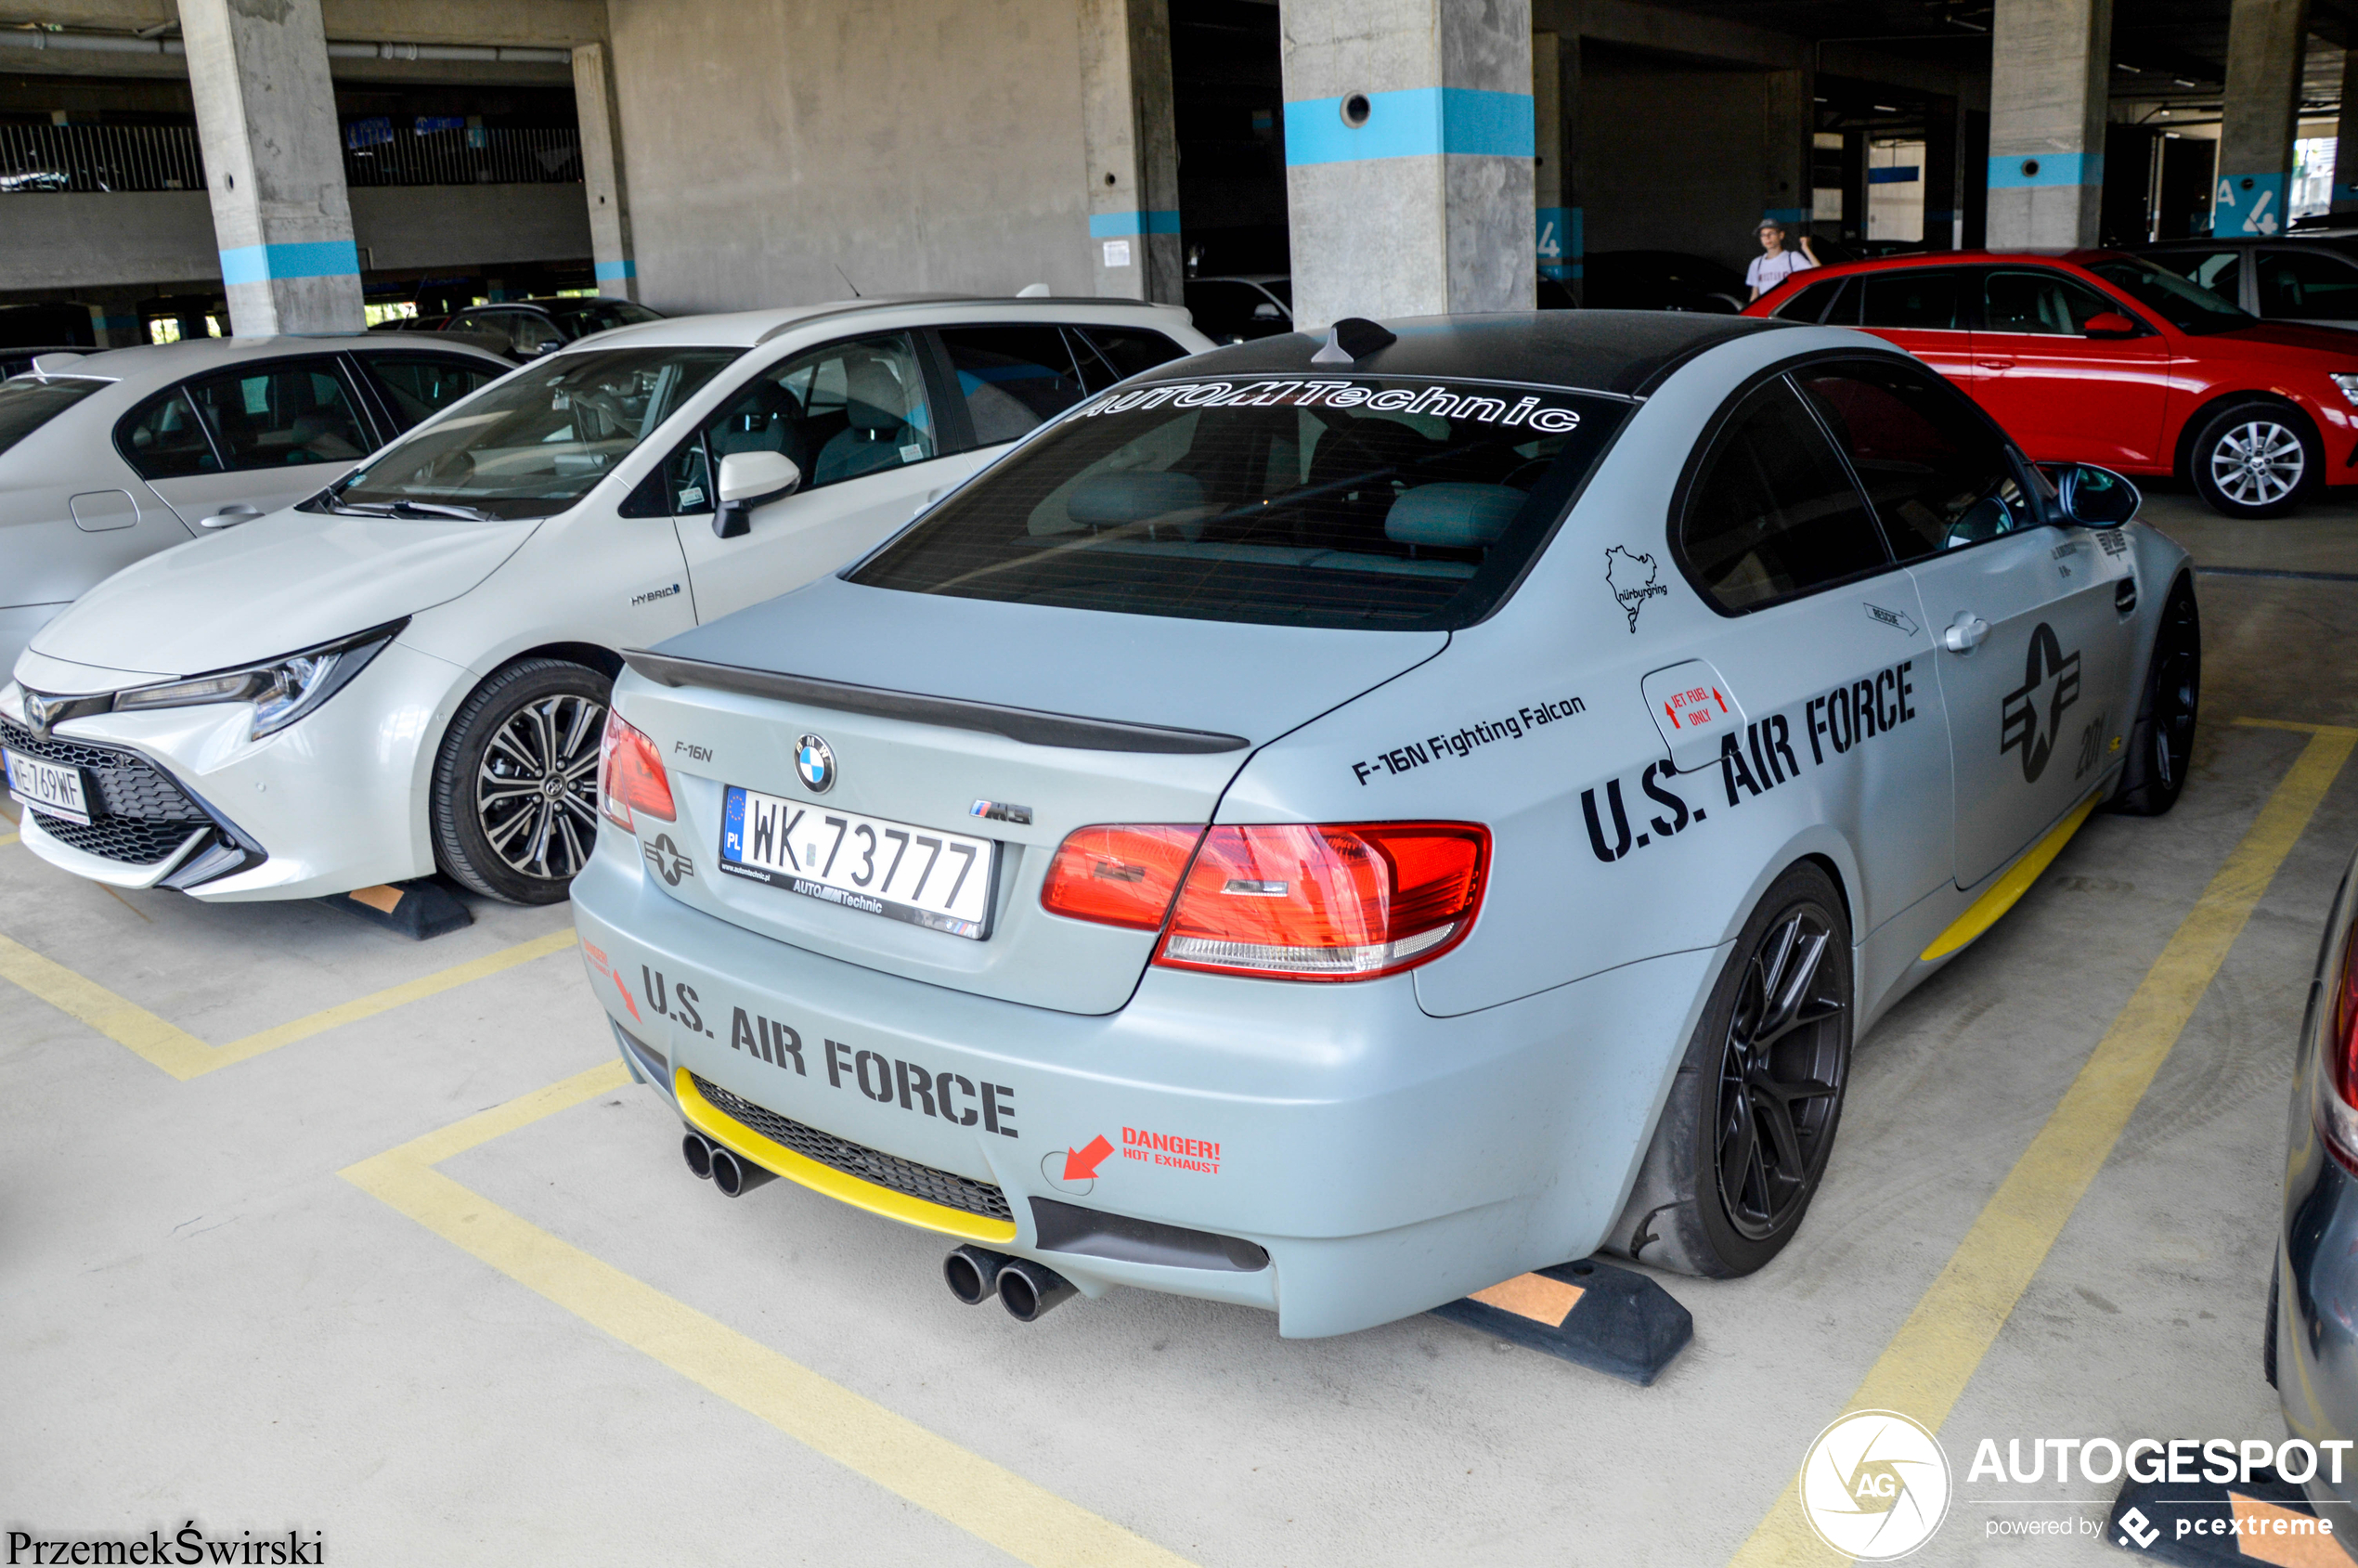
left=1797, top=1409, right=1951, bottom=1561
left=642, top=834, right=693, bottom=887
left=2000, top=622, right=2081, bottom=784
left=796, top=733, right=836, bottom=794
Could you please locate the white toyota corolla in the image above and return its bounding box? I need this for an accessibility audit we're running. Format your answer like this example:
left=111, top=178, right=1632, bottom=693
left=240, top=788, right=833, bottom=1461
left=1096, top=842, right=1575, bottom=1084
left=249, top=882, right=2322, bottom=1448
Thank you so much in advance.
left=1, top=298, right=1209, bottom=902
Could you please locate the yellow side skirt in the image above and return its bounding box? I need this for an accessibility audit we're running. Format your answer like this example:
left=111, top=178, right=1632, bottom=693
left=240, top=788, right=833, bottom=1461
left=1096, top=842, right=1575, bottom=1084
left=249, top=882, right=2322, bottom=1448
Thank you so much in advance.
left=1920, top=793, right=2102, bottom=963
left=675, top=1068, right=1019, bottom=1245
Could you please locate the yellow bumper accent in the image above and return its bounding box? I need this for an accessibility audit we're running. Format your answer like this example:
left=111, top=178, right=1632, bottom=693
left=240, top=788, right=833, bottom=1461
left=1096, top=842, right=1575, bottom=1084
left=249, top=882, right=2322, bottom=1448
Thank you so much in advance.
left=1921, top=792, right=2101, bottom=962
left=675, top=1068, right=1019, bottom=1245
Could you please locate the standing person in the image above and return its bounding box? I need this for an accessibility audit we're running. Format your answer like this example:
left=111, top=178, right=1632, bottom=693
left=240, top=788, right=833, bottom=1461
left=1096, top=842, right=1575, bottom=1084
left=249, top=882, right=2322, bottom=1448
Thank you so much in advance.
left=1746, top=219, right=1819, bottom=302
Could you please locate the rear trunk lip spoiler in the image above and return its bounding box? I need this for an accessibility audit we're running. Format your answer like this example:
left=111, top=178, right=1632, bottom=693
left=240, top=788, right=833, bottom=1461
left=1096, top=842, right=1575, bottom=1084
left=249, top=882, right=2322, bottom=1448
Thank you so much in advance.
left=620, top=649, right=1250, bottom=755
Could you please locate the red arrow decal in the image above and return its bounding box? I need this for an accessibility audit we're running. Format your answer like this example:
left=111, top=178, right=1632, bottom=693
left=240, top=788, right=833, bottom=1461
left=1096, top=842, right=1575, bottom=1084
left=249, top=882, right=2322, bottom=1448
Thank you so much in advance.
left=1714, top=687, right=1728, bottom=713
left=612, top=968, right=641, bottom=1022
left=1063, top=1134, right=1114, bottom=1181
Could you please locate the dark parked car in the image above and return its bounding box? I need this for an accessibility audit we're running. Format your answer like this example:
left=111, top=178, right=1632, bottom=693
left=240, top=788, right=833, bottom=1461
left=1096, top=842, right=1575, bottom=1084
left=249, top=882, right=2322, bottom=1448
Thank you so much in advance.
left=2275, top=838, right=2358, bottom=1543
left=2139, top=235, right=2358, bottom=331
left=1182, top=276, right=1292, bottom=343
left=394, top=296, right=665, bottom=361
left=1580, top=250, right=1747, bottom=313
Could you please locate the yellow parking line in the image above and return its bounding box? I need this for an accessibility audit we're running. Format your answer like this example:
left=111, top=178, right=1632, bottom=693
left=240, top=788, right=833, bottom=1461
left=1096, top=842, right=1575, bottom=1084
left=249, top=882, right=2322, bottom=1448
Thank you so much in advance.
left=0, top=927, right=577, bottom=1081
left=343, top=1061, right=1198, bottom=1568
left=1729, top=719, right=2357, bottom=1566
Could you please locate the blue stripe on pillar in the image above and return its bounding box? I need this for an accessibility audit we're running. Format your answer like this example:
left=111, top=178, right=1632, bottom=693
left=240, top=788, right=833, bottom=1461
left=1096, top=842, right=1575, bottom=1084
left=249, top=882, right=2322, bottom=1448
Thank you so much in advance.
left=594, top=259, right=638, bottom=281
left=217, top=240, right=361, bottom=285
left=1087, top=211, right=1182, bottom=238
left=1987, top=151, right=2103, bottom=188
left=1283, top=87, right=1535, bottom=166
left=1763, top=207, right=1810, bottom=225
left=2213, top=172, right=2288, bottom=236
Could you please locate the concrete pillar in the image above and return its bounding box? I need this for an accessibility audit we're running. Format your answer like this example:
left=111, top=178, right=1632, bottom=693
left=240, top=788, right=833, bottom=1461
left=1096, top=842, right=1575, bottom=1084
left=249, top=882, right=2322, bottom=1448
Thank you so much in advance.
left=1986, top=0, right=2112, bottom=248
left=572, top=43, right=637, bottom=302
left=1924, top=97, right=1963, bottom=249
left=2215, top=0, right=2310, bottom=236
left=1534, top=31, right=1575, bottom=292
left=179, top=0, right=363, bottom=336
left=1278, top=0, right=1535, bottom=332
left=1763, top=69, right=1812, bottom=239
left=84, top=292, right=143, bottom=349
left=1080, top=0, right=1183, bottom=304
left=2334, top=47, right=2358, bottom=217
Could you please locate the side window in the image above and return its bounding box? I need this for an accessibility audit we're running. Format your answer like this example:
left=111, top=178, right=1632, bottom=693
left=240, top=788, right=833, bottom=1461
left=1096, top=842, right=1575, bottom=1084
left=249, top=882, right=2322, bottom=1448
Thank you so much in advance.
left=1676, top=379, right=1891, bottom=613
left=1070, top=326, right=1190, bottom=392
left=180, top=358, right=372, bottom=471
left=1794, top=361, right=2035, bottom=559
left=660, top=330, right=936, bottom=513
left=2150, top=249, right=2244, bottom=304
left=1859, top=270, right=1964, bottom=330
left=2258, top=251, right=2358, bottom=320
left=115, top=387, right=221, bottom=480
left=938, top=326, right=1087, bottom=446
left=1774, top=277, right=1847, bottom=323
left=360, top=354, right=502, bottom=434
left=509, top=313, right=564, bottom=354
left=1982, top=268, right=2119, bottom=335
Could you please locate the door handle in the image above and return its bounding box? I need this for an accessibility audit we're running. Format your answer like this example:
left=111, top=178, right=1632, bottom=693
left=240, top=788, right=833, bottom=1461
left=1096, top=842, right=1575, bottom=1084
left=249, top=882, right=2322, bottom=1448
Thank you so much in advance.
left=1942, top=614, right=1991, bottom=653
left=1974, top=359, right=2014, bottom=371
left=198, top=503, right=262, bottom=529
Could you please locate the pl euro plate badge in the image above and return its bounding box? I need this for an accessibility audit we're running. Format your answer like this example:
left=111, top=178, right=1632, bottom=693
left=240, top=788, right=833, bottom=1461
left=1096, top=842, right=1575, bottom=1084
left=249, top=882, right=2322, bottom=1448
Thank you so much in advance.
left=3, top=746, right=94, bottom=825
left=719, top=784, right=997, bottom=940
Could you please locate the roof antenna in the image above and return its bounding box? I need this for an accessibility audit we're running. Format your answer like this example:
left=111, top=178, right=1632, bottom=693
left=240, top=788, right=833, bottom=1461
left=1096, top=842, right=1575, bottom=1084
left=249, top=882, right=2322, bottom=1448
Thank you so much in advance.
left=1311, top=317, right=1396, bottom=364
left=833, top=263, right=862, bottom=299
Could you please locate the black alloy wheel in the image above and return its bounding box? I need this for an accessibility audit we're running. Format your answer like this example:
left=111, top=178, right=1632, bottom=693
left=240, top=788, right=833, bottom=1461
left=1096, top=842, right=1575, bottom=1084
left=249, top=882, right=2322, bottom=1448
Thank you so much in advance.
left=2111, top=580, right=2200, bottom=817
left=1712, top=905, right=1849, bottom=1242
left=1609, top=862, right=1854, bottom=1277
left=431, top=658, right=612, bottom=904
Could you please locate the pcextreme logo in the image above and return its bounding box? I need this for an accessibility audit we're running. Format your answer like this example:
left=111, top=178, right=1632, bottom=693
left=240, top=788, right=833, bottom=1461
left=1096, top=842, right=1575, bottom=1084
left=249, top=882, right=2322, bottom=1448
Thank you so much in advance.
left=1798, top=1409, right=1953, bottom=1561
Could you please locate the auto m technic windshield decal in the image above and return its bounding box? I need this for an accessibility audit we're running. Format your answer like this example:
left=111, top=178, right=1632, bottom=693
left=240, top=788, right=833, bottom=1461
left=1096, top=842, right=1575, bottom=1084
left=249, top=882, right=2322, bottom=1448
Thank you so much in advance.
left=1584, top=657, right=1923, bottom=862
left=1076, top=379, right=1588, bottom=430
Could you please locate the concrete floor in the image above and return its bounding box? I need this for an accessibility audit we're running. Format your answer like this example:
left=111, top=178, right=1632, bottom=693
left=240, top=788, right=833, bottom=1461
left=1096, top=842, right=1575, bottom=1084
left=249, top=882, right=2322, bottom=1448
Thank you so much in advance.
left=5, top=480, right=2357, bottom=1566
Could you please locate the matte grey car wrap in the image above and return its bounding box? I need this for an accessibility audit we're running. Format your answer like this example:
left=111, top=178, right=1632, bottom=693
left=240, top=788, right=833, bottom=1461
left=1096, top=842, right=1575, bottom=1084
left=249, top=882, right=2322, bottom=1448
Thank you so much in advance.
left=571, top=311, right=2193, bottom=1336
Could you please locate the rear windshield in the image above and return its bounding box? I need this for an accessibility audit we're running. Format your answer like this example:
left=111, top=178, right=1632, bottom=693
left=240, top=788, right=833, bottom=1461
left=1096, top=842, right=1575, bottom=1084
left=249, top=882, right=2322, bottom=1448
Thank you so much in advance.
left=847, top=375, right=1630, bottom=630
left=0, top=376, right=104, bottom=458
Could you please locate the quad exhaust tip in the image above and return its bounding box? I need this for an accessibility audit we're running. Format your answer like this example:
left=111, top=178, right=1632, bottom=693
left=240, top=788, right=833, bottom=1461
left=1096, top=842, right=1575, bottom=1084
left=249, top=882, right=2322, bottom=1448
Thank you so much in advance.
left=945, top=1246, right=1075, bottom=1321
left=682, top=1133, right=777, bottom=1198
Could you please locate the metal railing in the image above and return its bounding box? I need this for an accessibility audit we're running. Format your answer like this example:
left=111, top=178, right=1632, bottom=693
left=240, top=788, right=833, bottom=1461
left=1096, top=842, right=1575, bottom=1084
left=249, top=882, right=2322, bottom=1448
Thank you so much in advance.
left=0, top=123, right=204, bottom=193
left=0, top=122, right=582, bottom=193
left=342, top=126, right=581, bottom=187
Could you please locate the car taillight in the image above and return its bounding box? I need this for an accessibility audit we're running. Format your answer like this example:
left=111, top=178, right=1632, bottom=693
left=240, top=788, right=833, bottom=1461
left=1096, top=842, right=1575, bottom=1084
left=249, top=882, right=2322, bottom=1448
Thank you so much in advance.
left=1157, top=822, right=1488, bottom=981
left=1040, top=824, right=1204, bottom=929
left=598, top=710, right=675, bottom=833
left=2318, top=919, right=2358, bottom=1174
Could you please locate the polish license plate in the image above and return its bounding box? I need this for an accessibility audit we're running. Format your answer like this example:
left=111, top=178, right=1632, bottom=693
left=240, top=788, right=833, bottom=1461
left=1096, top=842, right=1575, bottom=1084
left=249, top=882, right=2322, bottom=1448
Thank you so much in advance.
left=719, top=785, right=998, bottom=940
left=3, top=747, right=94, bottom=825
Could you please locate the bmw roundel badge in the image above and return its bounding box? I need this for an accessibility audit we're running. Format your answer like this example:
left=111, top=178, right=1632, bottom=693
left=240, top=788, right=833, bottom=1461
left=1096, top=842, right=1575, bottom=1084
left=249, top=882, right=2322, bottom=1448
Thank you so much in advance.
left=796, top=733, right=836, bottom=794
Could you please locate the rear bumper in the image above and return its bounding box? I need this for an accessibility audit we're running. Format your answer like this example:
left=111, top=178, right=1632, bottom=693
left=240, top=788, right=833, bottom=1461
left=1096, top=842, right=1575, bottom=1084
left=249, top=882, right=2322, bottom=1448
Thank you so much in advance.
left=569, top=848, right=1717, bottom=1337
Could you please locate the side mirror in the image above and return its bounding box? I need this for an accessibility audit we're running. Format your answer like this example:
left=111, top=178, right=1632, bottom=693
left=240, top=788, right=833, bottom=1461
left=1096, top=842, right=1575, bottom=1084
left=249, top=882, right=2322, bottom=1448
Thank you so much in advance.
left=198, top=503, right=261, bottom=529
left=714, top=449, right=801, bottom=538
left=2082, top=310, right=2139, bottom=340
left=1251, top=301, right=1282, bottom=320
left=2047, top=462, right=2141, bottom=525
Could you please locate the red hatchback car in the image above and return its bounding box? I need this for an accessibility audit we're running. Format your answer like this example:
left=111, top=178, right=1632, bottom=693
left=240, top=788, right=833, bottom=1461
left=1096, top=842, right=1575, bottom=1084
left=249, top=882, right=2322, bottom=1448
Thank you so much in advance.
left=1746, top=250, right=2358, bottom=518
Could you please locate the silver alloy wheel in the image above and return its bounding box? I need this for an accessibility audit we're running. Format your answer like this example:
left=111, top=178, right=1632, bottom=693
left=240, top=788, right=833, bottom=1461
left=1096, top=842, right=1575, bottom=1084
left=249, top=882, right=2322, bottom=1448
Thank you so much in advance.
left=475, top=692, right=605, bottom=883
left=2209, top=419, right=2306, bottom=508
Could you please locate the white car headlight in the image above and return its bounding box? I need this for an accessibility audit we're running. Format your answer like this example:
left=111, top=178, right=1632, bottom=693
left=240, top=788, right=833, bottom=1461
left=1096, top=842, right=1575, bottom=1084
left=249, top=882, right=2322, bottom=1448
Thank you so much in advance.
left=2331, top=372, right=2358, bottom=409
left=111, top=620, right=407, bottom=740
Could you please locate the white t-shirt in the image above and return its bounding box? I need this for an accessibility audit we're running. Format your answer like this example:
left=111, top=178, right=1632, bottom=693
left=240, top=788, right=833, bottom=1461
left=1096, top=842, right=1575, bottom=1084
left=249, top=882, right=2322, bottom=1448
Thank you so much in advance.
left=1746, top=249, right=1817, bottom=292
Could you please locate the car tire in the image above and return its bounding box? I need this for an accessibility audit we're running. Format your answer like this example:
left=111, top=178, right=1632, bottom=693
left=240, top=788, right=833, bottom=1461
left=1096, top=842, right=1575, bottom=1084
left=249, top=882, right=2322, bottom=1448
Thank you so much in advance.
left=2109, top=578, right=2200, bottom=818
left=2189, top=400, right=2318, bottom=519
left=1609, top=862, right=1854, bottom=1278
left=430, top=658, right=611, bottom=905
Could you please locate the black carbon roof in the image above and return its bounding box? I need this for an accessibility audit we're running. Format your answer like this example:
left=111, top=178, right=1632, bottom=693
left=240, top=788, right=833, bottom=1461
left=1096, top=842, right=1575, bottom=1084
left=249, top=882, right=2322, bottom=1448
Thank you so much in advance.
left=1152, top=309, right=1796, bottom=397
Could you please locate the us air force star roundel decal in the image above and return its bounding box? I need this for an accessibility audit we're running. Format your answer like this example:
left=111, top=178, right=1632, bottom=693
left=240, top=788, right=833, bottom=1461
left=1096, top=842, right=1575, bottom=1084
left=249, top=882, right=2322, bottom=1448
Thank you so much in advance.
left=796, top=733, right=836, bottom=794
left=2000, top=622, right=2082, bottom=784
